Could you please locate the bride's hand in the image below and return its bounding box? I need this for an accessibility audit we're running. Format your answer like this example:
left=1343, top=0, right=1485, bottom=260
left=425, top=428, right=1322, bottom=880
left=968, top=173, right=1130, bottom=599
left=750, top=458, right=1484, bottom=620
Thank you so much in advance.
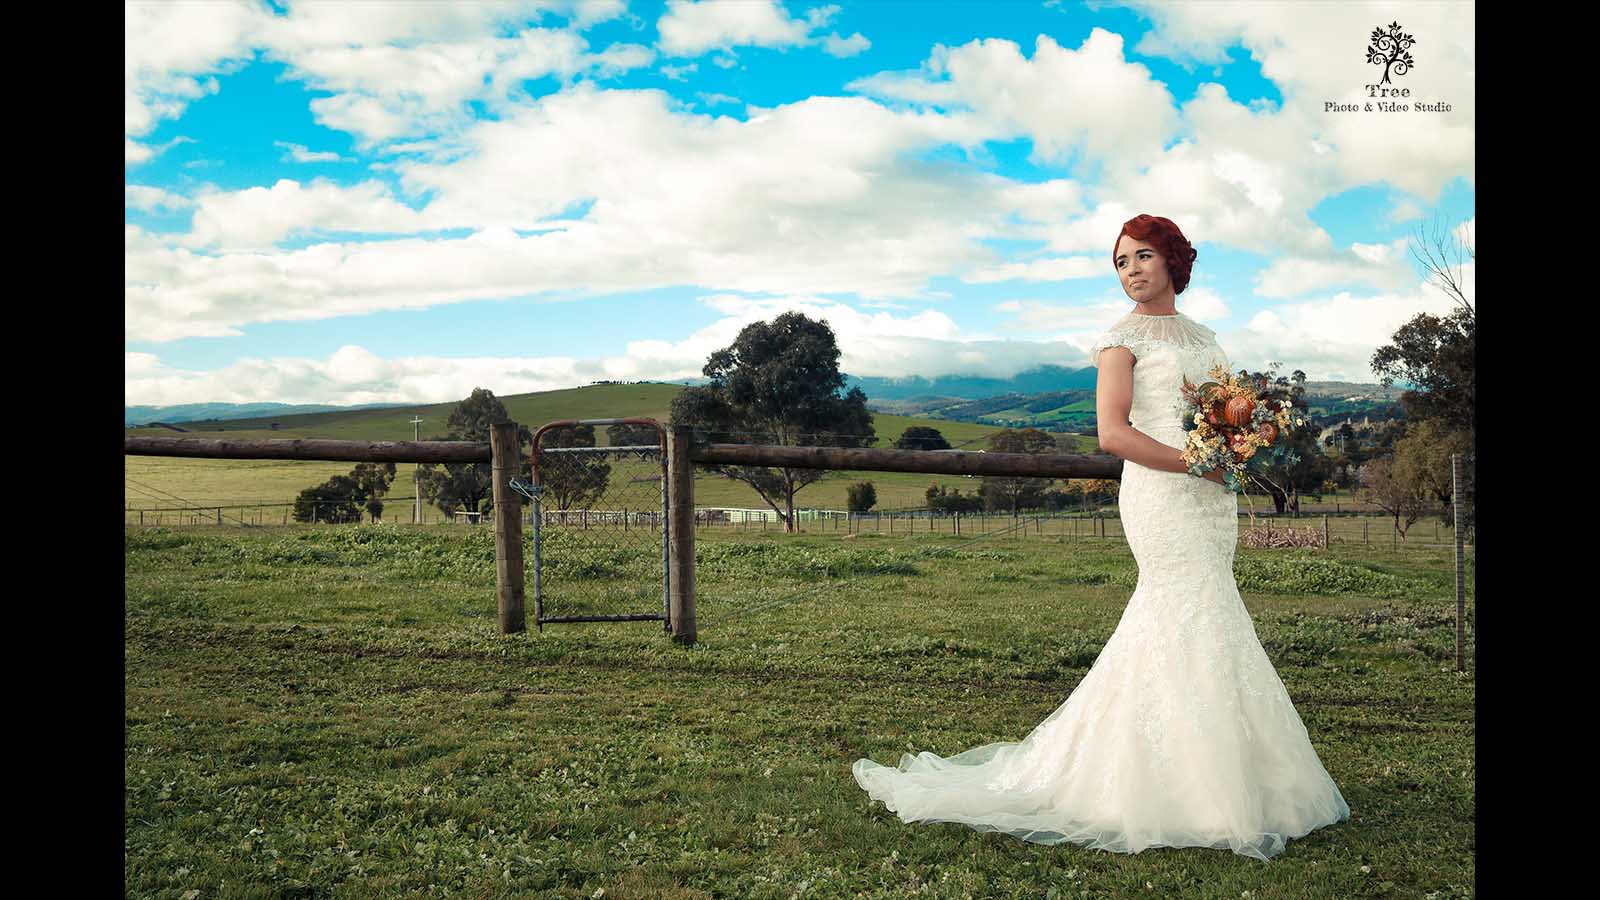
left=1201, top=468, right=1228, bottom=486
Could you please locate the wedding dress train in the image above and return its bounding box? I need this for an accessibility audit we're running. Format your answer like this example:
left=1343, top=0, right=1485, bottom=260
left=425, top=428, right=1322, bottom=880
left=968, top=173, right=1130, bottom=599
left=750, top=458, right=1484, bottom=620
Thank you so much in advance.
left=851, top=311, right=1350, bottom=861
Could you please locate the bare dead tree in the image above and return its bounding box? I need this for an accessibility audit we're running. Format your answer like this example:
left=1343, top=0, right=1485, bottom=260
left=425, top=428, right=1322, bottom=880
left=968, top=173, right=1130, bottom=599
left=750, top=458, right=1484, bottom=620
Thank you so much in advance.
left=1409, top=213, right=1473, bottom=320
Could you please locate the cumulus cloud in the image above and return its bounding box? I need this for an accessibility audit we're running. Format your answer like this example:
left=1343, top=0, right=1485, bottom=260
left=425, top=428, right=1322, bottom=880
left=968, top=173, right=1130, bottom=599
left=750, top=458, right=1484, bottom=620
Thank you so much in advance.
left=125, top=86, right=1054, bottom=342
left=125, top=295, right=1093, bottom=405
left=1217, top=271, right=1468, bottom=380
left=236, top=4, right=659, bottom=147
left=125, top=1, right=264, bottom=141
left=124, top=5, right=1473, bottom=403
left=1120, top=0, right=1475, bottom=202
left=124, top=346, right=604, bottom=407
left=657, top=0, right=813, bottom=56
left=963, top=256, right=1104, bottom=284
left=657, top=0, right=870, bottom=61
left=849, top=30, right=1178, bottom=169
left=179, top=179, right=439, bottom=251
left=1252, top=237, right=1415, bottom=298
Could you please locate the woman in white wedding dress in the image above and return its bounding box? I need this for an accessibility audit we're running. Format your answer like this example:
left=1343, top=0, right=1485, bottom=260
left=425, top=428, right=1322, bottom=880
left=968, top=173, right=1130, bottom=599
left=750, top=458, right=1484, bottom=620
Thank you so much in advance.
left=852, top=214, right=1350, bottom=862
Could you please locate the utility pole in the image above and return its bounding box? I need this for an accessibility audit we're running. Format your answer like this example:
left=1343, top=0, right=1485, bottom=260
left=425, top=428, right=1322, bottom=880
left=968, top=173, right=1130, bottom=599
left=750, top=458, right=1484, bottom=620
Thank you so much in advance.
left=411, top=416, right=424, bottom=524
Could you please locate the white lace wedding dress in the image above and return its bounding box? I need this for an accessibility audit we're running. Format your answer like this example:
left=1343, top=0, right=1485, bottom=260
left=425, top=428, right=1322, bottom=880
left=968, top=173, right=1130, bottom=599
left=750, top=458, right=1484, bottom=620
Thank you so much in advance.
left=852, top=311, right=1350, bottom=862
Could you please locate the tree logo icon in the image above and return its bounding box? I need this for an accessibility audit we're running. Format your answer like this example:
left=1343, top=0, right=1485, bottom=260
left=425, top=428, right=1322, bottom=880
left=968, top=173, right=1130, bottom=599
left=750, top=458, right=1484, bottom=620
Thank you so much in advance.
left=1366, top=21, right=1416, bottom=85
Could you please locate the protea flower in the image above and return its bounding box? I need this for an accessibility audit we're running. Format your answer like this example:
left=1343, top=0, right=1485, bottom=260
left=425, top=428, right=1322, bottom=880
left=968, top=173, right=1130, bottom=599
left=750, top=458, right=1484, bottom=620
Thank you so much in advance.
left=1225, top=396, right=1255, bottom=427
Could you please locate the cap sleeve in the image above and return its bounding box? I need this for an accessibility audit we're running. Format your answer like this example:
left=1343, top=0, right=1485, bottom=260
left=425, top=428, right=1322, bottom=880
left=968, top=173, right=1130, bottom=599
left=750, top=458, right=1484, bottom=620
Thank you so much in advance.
left=1088, top=327, right=1145, bottom=368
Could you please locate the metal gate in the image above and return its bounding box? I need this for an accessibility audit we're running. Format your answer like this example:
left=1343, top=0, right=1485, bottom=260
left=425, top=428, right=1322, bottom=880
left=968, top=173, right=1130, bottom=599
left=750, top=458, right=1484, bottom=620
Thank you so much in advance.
left=526, top=418, right=670, bottom=632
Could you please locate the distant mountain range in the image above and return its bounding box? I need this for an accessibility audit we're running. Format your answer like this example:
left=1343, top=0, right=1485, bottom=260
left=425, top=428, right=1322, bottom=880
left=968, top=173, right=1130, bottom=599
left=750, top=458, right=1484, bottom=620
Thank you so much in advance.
left=844, top=365, right=1098, bottom=402
left=124, top=401, right=409, bottom=426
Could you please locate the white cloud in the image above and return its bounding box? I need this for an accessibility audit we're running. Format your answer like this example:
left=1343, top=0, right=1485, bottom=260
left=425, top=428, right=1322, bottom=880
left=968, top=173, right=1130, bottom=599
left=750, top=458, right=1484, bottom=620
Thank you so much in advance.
left=126, top=139, right=154, bottom=165
left=823, top=32, right=871, bottom=58
left=656, top=0, right=870, bottom=62
left=274, top=141, right=349, bottom=163
left=964, top=256, right=1104, bottom=284
left=846, top=70, right=962, bottom=107
left=992, top=283, right=1230, bottom=362
left=126, top=185, right=192, bottom=212
left=660, top=62, right=698, bottom=80
left=993, top=298, right=1131, bottom=335
left=1388, top=198, right=1423, bottom=223
left=125, top=295, right=1081, bottom=405
left=252, top=7, right=657, bottom=147
left=125, top=1, right=264, bottom=139
left=126, top=135, right=196, bottom=168
left=843, top=9, right=1471, bottom=261
left=1217, top=270, right=1468, bottom=380
left=124, top=6, right=1473, bottom=396
left=1252, top=237, right=1414, bottom=298
left=657, top=0, right=812, bottom=56
left=1120, top=0, right=1475, bottom=203
left=849, top=30, right=1178, bottom=169
left=140, top=78, right=1339, bottom=343
left=124, top=346, right=605, bottom=407
left=570, top=0, right=629, bottom=29
left=180, top=179, right=438, bottom=251
left=591, top=42, right=656, bottom=75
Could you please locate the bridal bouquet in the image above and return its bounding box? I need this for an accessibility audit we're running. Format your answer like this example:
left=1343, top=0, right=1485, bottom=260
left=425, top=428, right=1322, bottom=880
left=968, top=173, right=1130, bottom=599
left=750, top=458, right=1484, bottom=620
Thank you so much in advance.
left=1179, top=366, right=1303, bottom=492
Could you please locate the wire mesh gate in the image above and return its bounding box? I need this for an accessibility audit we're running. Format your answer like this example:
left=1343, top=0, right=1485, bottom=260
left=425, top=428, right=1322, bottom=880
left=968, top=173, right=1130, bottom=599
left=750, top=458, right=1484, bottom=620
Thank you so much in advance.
left=526, top=418, right=671, bottom=632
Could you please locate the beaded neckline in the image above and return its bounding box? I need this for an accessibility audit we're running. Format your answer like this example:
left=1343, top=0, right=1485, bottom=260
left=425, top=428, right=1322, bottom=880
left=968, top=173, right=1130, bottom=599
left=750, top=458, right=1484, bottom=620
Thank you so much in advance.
left=1132, top=311, right=1183, bottom=318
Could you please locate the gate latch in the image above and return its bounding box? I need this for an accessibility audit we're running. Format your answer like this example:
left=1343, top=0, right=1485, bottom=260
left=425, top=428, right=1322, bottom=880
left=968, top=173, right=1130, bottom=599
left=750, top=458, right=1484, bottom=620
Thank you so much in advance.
left=508, top=479, right=540, bottom=501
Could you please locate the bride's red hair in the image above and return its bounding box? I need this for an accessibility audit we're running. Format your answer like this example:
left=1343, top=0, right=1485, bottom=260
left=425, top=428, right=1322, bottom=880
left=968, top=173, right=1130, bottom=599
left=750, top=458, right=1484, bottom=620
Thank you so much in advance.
left=1114, top=214, right=1198, bottom=295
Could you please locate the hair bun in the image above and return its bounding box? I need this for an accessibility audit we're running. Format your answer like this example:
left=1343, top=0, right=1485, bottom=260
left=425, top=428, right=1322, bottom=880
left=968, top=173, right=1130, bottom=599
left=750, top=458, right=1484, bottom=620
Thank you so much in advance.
left=1114, top=214, right=1198, bottom=295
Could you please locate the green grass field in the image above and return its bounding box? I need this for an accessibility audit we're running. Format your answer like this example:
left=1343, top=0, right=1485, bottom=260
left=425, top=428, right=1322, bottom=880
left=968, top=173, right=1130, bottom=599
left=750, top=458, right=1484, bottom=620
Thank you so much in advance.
left=126, top=524, right=1474, bottom=898
left=125, top=383, right=1080, bottom=515
left=126, top=382, right=1410, bottom=528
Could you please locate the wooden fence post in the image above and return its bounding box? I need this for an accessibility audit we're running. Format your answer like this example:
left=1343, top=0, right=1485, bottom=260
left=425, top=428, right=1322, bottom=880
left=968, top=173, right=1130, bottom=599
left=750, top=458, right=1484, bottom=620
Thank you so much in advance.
left=491, top=421, right=526, bottom=634
left=667, top=426, right=698, bottom=645
left=1323, top=514, right=1329, bottom=549
left=1452, top=453, right=1467, bottom=671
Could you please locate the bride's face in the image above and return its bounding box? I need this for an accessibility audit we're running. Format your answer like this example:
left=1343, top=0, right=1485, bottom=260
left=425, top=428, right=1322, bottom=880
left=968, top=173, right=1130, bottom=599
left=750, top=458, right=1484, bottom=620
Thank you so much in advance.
left=1114, top=236, right=1171, bottom=302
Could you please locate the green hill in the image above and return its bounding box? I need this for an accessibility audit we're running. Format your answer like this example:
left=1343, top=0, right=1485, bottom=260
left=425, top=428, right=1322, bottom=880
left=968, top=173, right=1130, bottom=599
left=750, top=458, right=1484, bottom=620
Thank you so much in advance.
left=125, top=382, right=1099, bottom=516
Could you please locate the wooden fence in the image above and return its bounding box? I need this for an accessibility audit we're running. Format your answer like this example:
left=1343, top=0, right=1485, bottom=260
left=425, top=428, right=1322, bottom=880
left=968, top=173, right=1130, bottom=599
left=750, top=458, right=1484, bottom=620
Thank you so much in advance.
left=125, top=425, right=1472, bottom=654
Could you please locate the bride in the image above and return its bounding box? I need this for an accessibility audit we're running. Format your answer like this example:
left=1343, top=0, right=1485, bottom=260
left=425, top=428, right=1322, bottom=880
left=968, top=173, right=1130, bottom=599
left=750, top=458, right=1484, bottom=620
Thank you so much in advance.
left=852, top=214, right=1350, bottom=861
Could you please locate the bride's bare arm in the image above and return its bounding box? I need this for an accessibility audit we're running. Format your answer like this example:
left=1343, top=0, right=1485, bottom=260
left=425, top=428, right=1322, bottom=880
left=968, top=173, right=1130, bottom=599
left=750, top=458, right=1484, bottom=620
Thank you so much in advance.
left=1095, top=347, right=1226, bottom=483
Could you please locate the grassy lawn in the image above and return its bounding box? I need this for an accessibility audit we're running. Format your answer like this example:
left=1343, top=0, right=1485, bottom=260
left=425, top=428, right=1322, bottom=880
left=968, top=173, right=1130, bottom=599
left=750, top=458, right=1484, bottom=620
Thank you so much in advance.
left=126, top=524, right=1473, bottom=899
left=125, top=385, right=1087, bottom=516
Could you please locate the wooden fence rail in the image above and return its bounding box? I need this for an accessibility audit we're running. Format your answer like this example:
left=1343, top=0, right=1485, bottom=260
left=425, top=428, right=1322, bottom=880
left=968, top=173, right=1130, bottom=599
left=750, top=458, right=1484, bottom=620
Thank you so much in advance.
left=124, top=436, right=489, bottom=464
left=688, top=442, right=1123, bottom=479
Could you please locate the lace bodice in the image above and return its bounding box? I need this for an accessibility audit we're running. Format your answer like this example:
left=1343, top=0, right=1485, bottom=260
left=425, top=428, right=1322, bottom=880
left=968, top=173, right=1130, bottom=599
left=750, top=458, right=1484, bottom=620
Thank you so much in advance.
left=1088, top=312, right=1230, bottom=438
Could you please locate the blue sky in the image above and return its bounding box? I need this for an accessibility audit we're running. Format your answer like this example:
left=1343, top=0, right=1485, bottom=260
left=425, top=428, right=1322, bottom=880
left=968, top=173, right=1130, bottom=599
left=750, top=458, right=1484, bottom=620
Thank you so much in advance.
left=126, top=0, right=1475, bottom=406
